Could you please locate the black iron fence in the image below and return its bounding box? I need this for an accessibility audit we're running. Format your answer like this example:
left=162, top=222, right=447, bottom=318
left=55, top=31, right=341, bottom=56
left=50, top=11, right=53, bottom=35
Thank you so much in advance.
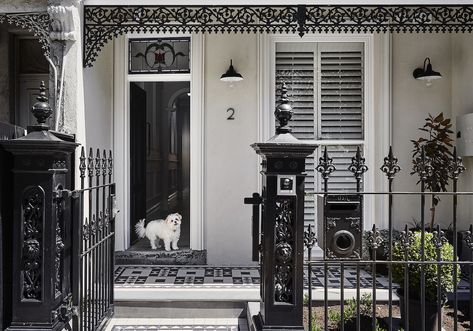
left=70, top=147, right=116, bottom=331
left=303, top=146, right=473, bottom=331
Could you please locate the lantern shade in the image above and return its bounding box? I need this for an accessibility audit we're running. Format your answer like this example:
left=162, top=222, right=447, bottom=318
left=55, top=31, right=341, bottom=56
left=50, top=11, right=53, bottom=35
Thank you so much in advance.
left=413, top=57, right=442, bottom=81
left=220, top=59, right=243, bottom=82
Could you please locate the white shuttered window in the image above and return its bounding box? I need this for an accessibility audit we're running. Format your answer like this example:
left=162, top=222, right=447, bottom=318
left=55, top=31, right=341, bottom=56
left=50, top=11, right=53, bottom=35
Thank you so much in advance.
left=275, top=42, right=365, bottom=229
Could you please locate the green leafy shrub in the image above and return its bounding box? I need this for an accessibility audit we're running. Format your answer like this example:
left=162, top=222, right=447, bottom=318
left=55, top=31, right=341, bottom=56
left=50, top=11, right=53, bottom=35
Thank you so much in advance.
left=392, top=231, right=460, bottom=302
left=303, top=293, right=309, bottom=306
left=328, top=294, right=372, bottom=327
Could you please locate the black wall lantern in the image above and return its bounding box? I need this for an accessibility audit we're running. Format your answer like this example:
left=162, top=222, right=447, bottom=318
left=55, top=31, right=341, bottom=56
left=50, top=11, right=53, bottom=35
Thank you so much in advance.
left=220, top=59, right=243, bottom=87
left=413, top=57, right=442, bottom=86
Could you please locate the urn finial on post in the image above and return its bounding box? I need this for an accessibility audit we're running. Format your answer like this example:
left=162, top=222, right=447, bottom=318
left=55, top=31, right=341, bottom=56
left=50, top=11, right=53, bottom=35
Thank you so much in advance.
left=275, top=82, right=293, bottom=134
left=31, top=81, right=52, bottom=131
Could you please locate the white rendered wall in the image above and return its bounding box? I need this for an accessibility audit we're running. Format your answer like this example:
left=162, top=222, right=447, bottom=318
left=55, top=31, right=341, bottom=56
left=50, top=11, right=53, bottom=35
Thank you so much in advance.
left=452, top=34, right=473, bottom=231
left=203, top=34, right=259, bottom=265
left=391, top=34, right=453, bottom=230
left=83, top=41, right=114, bottom=152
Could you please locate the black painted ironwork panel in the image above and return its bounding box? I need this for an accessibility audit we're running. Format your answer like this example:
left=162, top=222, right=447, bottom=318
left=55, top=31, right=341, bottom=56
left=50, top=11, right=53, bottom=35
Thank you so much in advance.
left=84, top=5, right=473, bottom=67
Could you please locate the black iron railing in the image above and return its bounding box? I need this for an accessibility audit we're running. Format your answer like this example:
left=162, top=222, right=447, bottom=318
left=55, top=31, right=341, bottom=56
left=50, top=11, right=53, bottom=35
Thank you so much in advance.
left=302, top=146, right=472, bottom=331
left=71, top=147, right=116, bottom=331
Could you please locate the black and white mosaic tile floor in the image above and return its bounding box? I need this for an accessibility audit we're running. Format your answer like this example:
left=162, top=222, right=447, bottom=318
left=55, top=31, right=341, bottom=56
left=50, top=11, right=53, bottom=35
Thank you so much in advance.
left=115, top=265, right=471, bottom=291
left=114, top=265, right=401, bottom=289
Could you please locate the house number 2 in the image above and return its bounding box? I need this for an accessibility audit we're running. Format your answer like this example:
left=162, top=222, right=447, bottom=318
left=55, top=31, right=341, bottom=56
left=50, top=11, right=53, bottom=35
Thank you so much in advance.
left=227, top=108, right=235, bottom=120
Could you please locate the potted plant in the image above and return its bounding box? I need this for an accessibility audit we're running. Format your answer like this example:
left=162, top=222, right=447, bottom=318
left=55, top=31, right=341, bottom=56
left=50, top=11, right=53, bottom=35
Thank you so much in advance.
left=393, top=230, right=460, bottom=331
left=411, top=113, right=454, bottom=230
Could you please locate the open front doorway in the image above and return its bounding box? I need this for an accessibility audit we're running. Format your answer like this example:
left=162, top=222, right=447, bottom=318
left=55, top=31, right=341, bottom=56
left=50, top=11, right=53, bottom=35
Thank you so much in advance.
left=129, top=81, right=191, bottom=251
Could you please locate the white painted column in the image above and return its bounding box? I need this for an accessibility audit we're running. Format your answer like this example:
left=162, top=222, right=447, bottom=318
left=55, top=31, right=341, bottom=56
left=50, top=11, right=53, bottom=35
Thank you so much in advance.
left=48, top=0, right=87, bottom=188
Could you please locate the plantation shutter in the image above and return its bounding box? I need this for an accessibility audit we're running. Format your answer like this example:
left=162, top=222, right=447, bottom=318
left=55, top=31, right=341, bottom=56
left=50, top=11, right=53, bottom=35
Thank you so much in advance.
left=275, top=42, right=365, bottom=228
left=317, top=43, right=364, bottom=192
left=275, top=43, right=317, bottom=229
left=318, top=44, right=364, bottom=140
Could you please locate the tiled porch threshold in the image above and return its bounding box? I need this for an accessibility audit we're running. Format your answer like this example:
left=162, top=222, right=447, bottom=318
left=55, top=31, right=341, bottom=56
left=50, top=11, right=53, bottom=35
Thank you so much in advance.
left=114, top=265, right=407, bottom=302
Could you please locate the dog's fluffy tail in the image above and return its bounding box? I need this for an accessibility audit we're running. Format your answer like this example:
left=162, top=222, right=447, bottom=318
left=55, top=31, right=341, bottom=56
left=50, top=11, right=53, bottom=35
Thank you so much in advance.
left=135, top=219, right=146, bottom=238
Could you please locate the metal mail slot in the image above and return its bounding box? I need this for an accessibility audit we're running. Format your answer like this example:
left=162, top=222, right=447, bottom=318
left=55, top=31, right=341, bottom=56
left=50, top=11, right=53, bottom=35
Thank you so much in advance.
left=322, top=194, right=363, bottom=259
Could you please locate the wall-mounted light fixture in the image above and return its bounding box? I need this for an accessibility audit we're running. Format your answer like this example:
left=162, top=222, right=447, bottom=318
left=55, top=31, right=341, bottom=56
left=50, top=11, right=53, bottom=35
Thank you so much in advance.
left=413, top=57, right=442, bottom=87
left=220, top=59, right=243, bottom=87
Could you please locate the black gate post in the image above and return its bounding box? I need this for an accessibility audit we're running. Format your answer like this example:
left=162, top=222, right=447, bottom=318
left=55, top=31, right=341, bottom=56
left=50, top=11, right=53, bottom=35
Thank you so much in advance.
left=251, top=83, right=317, bottom=331
left=0, top=82, right=77, bottom=330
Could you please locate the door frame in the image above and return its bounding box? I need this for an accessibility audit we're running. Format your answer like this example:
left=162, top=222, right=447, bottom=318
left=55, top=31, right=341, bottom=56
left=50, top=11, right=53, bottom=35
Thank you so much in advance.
left=113, top=33, right=205, bottom=251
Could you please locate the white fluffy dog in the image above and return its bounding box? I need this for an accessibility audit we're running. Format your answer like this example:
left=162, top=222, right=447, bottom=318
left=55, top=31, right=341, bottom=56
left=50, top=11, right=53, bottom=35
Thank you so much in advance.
left=135, top=213, right=182, bottom=251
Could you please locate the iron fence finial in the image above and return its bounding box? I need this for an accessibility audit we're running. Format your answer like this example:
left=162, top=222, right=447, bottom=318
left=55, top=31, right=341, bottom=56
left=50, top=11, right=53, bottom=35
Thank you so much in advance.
left=108, top=150, right=113, bottom=177
left=367, top=224, right=382, bottom=251
left=79, top=147, right=86, bottom=180
left=349, top=146, right=368, bottom=181
left=88, top=148, right=94, bottom=178
left=304, top=224, right=317, bottom=250
left=381, top=145, right=401, bottom=180
left=102, top=150, right=107, bottom=176
left=95, top=149, right=101, bottom=177
left=413, top=146, right=433, bottom=182
left=432, top=224, right=447, bottom=249
left=464, top=224, right=473, bottom=250
left=448, top=147, right=466, bottom=180
left=317, top=146, right=336, bottom=181
left=400, top=224, right=414, bottom=250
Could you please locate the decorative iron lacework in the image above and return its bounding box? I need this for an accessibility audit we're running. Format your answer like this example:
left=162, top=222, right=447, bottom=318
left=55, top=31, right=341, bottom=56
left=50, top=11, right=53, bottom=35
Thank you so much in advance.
left=129, top=38, right=190, bottom=74
left=21, top=186, right=45, bottom=301
left=84, top=5, right=473, bottom=67
left=54, top=191, right=65, bottom=298
left=274, top=198, right=295, bottom=303
left=0, top=12, right=51, bottom=56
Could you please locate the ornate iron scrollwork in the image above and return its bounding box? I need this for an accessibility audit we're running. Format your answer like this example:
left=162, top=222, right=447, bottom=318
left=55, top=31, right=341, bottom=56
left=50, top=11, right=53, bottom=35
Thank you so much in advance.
left=83, top=5, right=473, bottom=67
left=274, top=198, right=295, bottom=303
left=348, top=147, right=368, bottom=181
left=317, top=146, right=336, bottom=182
left=21, top=186, right=45, bottom=301
left=432, top=225, right=448, bottom=249
left=326, top=217, right=338, bottom=230
left=366, top=224, right=383, bottom=251
left=54, top=190, right=65, bottom=297
left=464, top=224, right=473, bottom=250
left=413, top=147, right=433, bottom=182
left=380, top=146, right=401, bottom=180
left=400, top=225, right=415, bottom=251
left=0, top=12, right=51, bottom=56
left=304, top=224, right=317, bottom=250
left=448, top=147, right=466, bottom=180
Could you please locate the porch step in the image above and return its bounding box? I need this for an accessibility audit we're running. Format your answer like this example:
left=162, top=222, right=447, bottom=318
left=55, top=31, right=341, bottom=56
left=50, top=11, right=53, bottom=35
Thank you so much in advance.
left=115, top=286, right=260, bottom=302
left=115, top=249, right=207, bottom=265
left=113, top=301, right=246, bottom=319
left=104, top=317, right=248, bottom=331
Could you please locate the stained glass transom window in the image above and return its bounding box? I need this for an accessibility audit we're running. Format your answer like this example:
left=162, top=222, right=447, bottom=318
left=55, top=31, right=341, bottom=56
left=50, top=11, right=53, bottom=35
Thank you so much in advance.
left=129, top=38, right=190, bottom=74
